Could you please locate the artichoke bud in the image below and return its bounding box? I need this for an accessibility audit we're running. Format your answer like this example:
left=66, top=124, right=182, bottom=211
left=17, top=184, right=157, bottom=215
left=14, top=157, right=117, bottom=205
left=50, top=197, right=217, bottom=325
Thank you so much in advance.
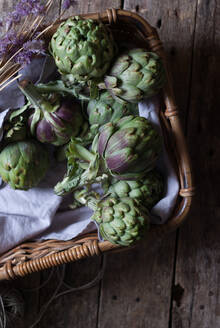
left=91, top=196, right=150, bottom=246
left=97, top=115, right=162, bottom=180
left=104, top=49, right=166, bottom=103
left=97, top=122, right=115, bottom=156
left=104, top=169, right=164, bottom=209
left=87, top=91, right=138, bottom=136
left=50, top=16, right=116, bottom=83
left=0, top=140, right=49, bottom=190
left=19, top=80, right=84, bottom=146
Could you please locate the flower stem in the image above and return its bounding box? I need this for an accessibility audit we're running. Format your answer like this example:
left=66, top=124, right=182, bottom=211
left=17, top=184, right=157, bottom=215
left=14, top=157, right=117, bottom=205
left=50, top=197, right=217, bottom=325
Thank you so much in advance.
left=68, top=140, right=96, bottom=163
left=18, top=80, right=55, bottom=113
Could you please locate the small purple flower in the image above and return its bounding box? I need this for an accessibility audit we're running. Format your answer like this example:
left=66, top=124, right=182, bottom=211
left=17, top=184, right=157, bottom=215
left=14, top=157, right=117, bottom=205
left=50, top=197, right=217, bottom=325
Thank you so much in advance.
left=2, top=0, right=45, bottom=31
left=23, top=39, right=45, bottom=54
left=14, top=39, right=46, bottom=65
left=12, top=0, right=45, bottom=20
left=0, top=32, right=24, bottom=57
left=62, top=0, right=76, bottom=10
left=10, top=11, right=21, bottom=23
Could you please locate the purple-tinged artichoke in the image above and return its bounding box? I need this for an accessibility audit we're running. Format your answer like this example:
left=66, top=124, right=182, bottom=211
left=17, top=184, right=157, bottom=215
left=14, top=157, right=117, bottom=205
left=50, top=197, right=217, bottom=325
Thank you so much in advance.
left=98, top=115, right=162, bottom=180
left=18, top=80, right=84, bottom=146
left=0, top=140, right=49, bottom=190
left=102, top=49, right=165, bottom=103
left=54, top=115, right=162, bottom=196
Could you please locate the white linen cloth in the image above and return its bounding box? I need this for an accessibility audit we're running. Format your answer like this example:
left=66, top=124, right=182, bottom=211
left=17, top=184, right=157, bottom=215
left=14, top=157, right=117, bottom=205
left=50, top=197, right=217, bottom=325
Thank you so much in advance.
left=0, top=56, right=179, bottom=254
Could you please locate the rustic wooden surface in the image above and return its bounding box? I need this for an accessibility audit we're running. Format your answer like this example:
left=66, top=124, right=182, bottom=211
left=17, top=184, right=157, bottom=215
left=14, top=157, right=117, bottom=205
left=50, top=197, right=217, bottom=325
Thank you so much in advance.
left=1, top=0, right=220, bottom=327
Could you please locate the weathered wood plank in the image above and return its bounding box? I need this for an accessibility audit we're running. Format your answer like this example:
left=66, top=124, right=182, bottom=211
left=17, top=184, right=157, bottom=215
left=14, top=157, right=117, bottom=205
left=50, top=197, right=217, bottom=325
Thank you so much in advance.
left=44, top=0, right=61, bottom=24
left=14, top=273, right=41, bottom=328
left=98, top=235, right=176, bottom=328
left=61, top=0, right=122, bottom=18
left=38, top=257, right=102, bottom=328
left=172, top=0, right=220, bottom=327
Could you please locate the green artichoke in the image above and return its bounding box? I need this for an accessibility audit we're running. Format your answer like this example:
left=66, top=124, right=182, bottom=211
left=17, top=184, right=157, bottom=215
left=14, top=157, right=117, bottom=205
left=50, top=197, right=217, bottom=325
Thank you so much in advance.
left=73, top=190, right=150, bottom=246
left=91, top=196, right=150, bottom=246
left=98, top=115, right=162, bottom=179
left=0, top=140, right=49, bottom=190
left=103, top=48, right=165, bottom=103
left=103, top=169, right=164, bottom=209
left=50, top=16, right=116, bottom=83
left=87, top=91, right=138, bottom=136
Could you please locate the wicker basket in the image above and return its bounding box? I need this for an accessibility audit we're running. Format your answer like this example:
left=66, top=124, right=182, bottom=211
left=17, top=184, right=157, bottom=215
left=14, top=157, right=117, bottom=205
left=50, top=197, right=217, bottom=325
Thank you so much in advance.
left=0, top=8, right=194, bottom=281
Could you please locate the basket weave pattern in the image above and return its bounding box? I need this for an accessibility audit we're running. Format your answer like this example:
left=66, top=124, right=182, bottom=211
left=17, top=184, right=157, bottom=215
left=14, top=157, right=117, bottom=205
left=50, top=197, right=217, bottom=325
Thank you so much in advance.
left=0, top=8, right=194, bottom=281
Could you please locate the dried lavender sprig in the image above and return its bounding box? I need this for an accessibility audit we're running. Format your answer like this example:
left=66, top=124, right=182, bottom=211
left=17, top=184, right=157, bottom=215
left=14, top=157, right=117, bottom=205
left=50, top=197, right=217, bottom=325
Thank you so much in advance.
left=15, top=39, right=46, bottom=65
left=35, top=0, right=76, bottom=40
left=0, top=1, right=51, bottom=64
left=27, top=0, right=54, bottom=40
left=6, top=0, right=45, bottom=28
left=62, top=0, right=76, bottom=10
left=0, top=0, right=76, bottom=91
left=0, top=73, right=23, bottom=91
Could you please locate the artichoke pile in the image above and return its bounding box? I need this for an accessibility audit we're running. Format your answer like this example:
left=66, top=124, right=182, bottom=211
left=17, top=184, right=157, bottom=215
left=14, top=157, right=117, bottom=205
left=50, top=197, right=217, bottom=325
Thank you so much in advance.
left=0, top=16, right=167, bottom=246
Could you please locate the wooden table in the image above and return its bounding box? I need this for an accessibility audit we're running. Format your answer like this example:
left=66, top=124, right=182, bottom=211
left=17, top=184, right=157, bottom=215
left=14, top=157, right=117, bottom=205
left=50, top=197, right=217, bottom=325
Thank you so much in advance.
left=1, top=1, right=219, bottom=327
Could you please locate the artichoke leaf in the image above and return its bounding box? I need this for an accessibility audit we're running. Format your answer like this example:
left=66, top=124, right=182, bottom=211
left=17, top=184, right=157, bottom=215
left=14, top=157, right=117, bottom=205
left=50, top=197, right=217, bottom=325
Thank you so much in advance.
left=66, top=138, right=96, bottom=163
left=54, top=161, right=84, bottom=196
left=55, top=139, right=103, bottom=196
left=9, top=102, right=31, bottom=122
left=36, top=80, right=91, bottom=101
left=30, top=107, right=41, bottom=135
left=70, top=188, right=100, bottom=209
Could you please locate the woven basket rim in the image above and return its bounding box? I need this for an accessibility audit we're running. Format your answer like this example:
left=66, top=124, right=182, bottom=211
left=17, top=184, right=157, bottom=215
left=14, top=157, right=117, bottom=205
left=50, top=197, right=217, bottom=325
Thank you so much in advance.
left=0, top=8, right=194, bottom=281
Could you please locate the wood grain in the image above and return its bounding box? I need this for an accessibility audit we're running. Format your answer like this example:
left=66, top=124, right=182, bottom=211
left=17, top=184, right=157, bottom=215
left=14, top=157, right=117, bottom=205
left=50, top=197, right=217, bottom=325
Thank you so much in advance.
left=98, top=235, right=176, bottom=328
left=61, top=0, right=122, bottom=18
left=14, top=273, right=41, bottom=328
left=38, top=257, right=102, bottom=328
left=44, top=0, right=61, bottom=24
left=171, top=0, right=220, bottom=327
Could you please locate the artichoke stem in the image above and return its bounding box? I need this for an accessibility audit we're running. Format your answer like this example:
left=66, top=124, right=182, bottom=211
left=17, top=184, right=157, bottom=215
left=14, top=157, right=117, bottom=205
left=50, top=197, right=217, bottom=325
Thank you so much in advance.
left=18, top=80, right=54, bottom=113
left=73, top=143, right=96, bottom=163
left=74, top=190, right=98, bottom=210
left=36, top=83, right=91, bottom=101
